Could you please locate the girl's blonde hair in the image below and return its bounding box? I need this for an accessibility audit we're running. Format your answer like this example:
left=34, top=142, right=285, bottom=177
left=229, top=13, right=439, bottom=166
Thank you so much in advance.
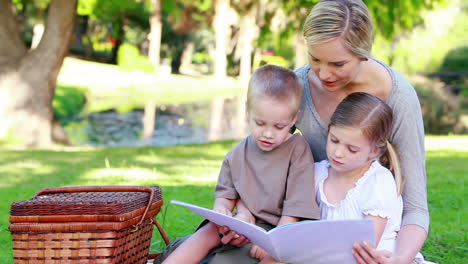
left=303, top=0, right=373, bottom=59
left=329, top=92, right=404, bottom=194
left=247, top=65, right=303, bottom=116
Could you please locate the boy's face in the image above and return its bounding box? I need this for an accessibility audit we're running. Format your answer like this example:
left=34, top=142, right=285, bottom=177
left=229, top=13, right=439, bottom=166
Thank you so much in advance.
left=248, top=97, right=298, bottom=152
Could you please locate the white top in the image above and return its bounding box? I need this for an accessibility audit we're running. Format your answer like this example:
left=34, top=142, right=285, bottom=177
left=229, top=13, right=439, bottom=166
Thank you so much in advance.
left=314, top=160, right=403, bottom=252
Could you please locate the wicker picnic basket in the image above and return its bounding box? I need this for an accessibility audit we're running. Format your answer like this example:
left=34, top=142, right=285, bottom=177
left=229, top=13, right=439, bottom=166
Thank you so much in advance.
left=9, top=186, right=170, bottom=264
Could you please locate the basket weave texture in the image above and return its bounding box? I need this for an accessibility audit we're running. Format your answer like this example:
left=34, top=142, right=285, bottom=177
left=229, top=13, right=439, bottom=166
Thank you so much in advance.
left=9, top=186, right=163, bottom=264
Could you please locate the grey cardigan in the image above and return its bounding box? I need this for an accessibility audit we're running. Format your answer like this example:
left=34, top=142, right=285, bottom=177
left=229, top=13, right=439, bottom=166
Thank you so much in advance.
left=295, top=62, right=429, bottom=232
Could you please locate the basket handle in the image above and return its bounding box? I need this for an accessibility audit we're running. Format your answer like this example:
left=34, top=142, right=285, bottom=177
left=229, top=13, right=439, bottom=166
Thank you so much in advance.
left=34, top=186, right=155, bottom=227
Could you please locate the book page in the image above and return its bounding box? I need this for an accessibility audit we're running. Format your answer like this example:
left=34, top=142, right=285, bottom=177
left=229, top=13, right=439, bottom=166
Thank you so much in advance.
left=269, top=219, right=375, bottom=263
left=170, top=200, right=279, bottom=257
left=171, top=200, right=374, bottom=263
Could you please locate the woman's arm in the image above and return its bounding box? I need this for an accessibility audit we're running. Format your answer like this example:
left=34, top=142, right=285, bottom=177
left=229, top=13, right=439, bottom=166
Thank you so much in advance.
left=394, top=225, right=427, bottom=263
left=353, top=70, right=429, bottom=264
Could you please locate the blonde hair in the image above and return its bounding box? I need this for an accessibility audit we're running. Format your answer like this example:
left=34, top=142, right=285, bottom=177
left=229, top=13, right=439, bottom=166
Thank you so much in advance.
left=329, top=92, right=404, bottom=194
left=247, top=65, right=303, bottom=116
left=303, top=0, right=373, bottom=59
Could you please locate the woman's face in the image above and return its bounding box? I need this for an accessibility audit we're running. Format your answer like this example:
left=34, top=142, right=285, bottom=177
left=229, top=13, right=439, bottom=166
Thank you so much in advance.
left=308, top=38, right=363, bottom=92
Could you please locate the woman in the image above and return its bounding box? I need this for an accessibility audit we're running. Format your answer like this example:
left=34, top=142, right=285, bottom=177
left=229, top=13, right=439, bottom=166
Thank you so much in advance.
left=294, top=0, right=429, bottom=263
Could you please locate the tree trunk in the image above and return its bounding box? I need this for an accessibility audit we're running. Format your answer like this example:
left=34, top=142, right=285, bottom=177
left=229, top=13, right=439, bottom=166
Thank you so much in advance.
left=294, top=32, right=308, bottom=69
left=148, top=0, right=162, bottom=71
left=142, top=102, right=156, bottom=140
left=213, top=0, right=229, bottom=78
left=208, top=0, right=230, bottom=141
left=233, top=5, right=258, bottom=139
left=0, top=0, right=77, bottom=147
left=180, top=41, right=194, bottom=74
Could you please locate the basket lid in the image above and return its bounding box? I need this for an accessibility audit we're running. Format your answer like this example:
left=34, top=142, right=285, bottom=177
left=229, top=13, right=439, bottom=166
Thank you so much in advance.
left=10, top=186, right=162, bottom=217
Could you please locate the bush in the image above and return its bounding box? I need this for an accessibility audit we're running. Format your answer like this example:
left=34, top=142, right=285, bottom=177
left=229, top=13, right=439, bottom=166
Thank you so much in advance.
left=412, top=75, right=466, bottom=134
left=53, top=85, right=86, bottom=125
left=440, top=46, right=468, bottom=72
left=117, top=43, right=154, bottom=73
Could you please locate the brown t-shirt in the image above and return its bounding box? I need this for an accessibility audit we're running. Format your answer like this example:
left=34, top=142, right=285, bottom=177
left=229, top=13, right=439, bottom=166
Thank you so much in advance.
left=215, top=133, right=320, bottom=226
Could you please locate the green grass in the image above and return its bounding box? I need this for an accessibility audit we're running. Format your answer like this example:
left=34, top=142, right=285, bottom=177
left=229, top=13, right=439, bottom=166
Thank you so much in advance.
left=56, top=57, right=245, bottom=116
left=0, top=137, right=467, bottom=263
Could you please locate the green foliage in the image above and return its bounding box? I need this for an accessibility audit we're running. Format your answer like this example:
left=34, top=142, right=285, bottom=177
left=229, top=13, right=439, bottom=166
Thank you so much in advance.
left=440, top=46, right=468, bottom=72
left=0, top=137, right=466, bottom=263
left=117, top=43, right=154, bottom=72
left=253, top=54, right=290, bottom=69
left=192, top=52, right=212, bottom=64
left=90, top=0, right=149, bottom=25
left=77, top=0, right=98, bottom=16
left=365, top=0, right=448, bottom=40
left=53, top=85, right=86, bottom=124
left=373, top=2, right=468, bottom=74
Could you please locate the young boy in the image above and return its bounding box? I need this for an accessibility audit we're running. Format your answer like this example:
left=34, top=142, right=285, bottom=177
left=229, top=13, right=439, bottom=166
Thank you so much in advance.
left=158, top=65, right=320, bottom=264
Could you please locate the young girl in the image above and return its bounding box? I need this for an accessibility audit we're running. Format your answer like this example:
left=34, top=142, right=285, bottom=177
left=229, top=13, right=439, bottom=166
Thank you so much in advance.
left=318, top=92, right=404, bottom=255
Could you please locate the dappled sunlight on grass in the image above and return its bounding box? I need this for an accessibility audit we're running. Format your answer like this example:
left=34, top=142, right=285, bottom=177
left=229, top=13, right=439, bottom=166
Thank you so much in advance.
left=0, top=160, right=56, bottom=188
left=82, top=167, right=160, bottom=185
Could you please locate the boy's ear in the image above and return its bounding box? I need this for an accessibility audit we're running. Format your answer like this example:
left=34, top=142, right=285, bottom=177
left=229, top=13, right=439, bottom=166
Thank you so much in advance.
left=290, top=111, right=299, bottom=127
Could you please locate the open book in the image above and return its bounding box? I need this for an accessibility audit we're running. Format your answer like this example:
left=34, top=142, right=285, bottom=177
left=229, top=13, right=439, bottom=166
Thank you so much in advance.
left=171, top=200, right=375, bottom=264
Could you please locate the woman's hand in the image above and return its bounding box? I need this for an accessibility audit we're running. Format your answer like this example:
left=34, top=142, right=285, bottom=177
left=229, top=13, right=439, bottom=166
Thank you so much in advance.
left=352, top=241, right=400, bottom=264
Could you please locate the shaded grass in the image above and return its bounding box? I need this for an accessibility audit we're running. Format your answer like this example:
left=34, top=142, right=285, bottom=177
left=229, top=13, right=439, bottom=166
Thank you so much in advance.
left=0, top=139, right=466, bottom=263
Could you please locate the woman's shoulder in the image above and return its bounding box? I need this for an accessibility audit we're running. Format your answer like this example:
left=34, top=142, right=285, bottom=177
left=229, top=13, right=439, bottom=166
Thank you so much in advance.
left=373, top=60, right=421, bottom=112
left=294, top=64, right=310, bottom=77
left=375, top=61, right=417, bottom=97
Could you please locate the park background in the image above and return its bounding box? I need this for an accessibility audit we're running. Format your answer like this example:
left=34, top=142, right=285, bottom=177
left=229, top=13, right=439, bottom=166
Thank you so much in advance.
left=0, top=0, right=466, bottom=263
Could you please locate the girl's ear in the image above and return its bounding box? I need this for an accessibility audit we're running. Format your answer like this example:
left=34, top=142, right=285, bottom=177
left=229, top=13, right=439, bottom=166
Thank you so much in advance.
left=369, top=145, right=381, bottom=161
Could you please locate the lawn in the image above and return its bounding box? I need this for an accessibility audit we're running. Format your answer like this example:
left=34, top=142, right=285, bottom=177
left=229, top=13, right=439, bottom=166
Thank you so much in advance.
left=56, top=57, right=245, bottom=115
left=0, top=136, right=466, bottom=263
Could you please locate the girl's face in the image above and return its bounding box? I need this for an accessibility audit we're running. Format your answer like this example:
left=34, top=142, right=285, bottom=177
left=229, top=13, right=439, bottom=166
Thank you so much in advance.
left=248, top=97, right=297, bottom=152
left=326, top=125, right=380, bottom=174
left=308, top=38, right=363, bottom=92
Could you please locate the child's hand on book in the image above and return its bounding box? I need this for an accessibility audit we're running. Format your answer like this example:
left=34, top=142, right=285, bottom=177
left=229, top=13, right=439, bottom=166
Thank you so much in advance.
left=258, top=256, right=285, bottom=264
left=234, top=210, right=256, bottom=224
left=218, top=227, right=250, bottom=247
left=213, top=207, right=233, bottom=217
left=250, top=245, right=269, bottom=260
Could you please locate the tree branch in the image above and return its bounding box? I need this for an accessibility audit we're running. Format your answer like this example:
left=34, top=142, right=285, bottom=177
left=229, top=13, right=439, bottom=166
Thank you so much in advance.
left=0, top=0, right=27, bottom=65
left=26, top=0, right=77, bottom=73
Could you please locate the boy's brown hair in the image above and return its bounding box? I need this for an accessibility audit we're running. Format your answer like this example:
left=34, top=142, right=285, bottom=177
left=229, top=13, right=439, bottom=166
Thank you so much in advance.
left=246, top=64, right=303, bottom=116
